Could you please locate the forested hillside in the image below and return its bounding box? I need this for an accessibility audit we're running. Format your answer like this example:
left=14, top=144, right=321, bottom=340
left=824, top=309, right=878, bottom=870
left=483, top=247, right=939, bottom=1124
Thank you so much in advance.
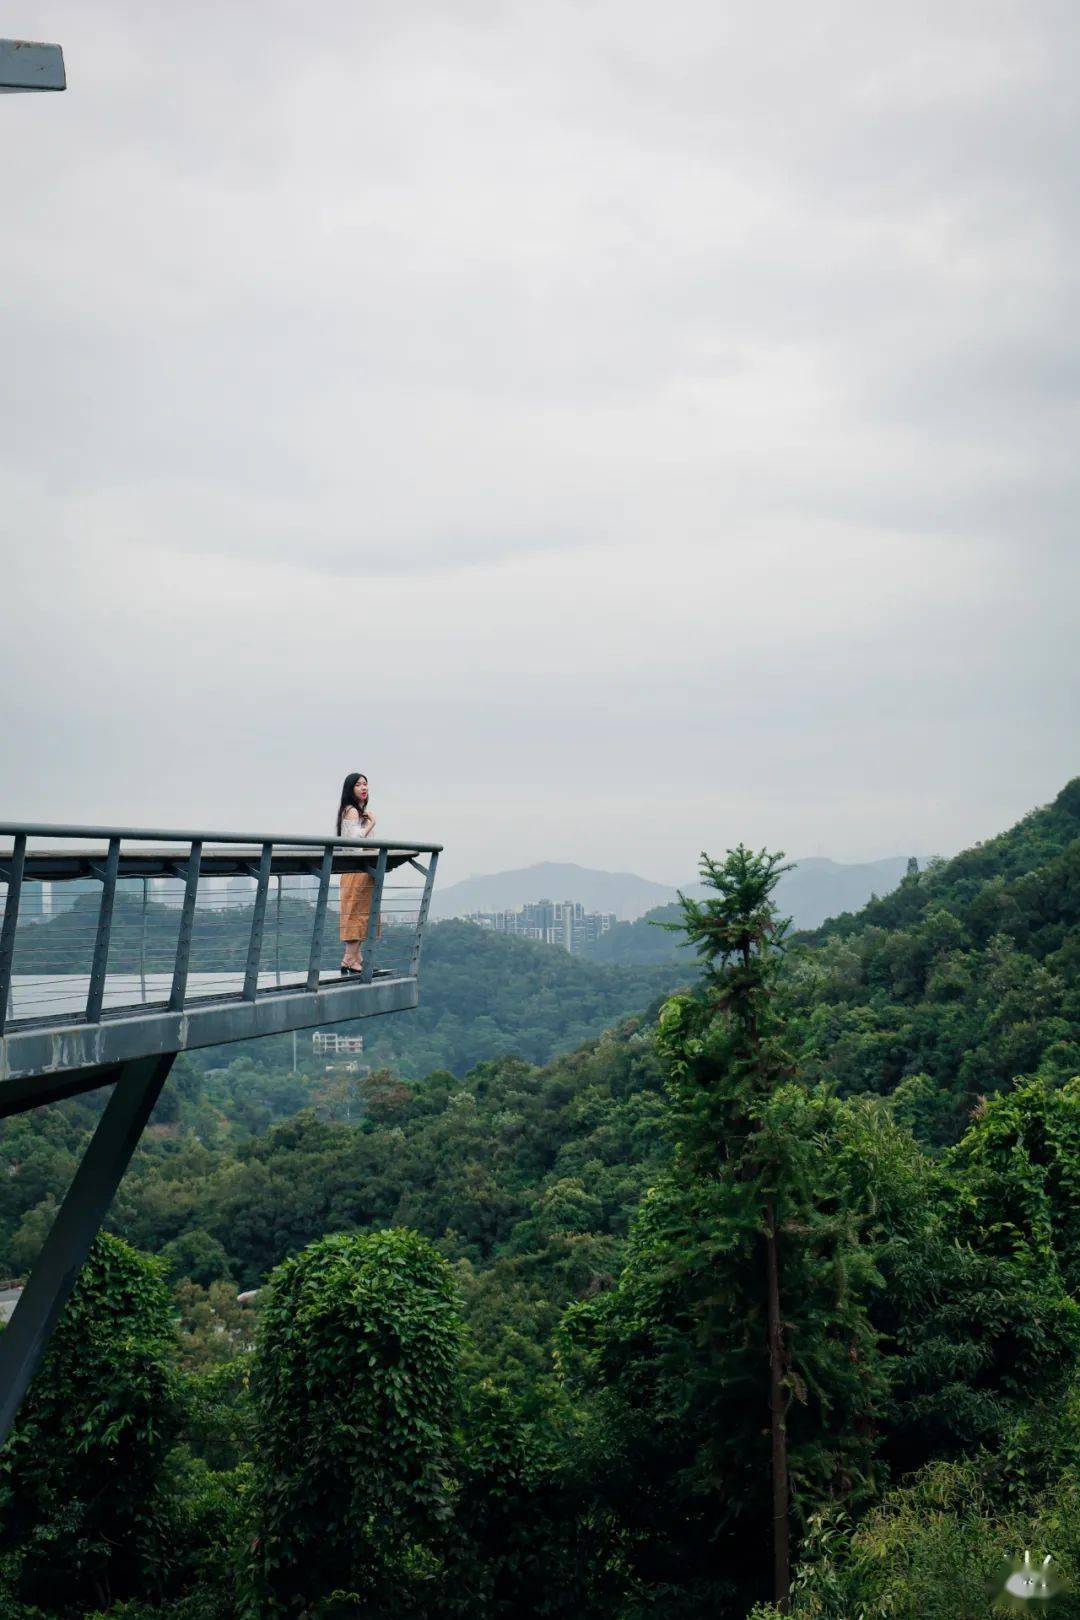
left=358, top=921, right=684, bottom=1076
left=788, top=775, right=1080, bottom=1141
left=2, top=782, right=1080, bottom=1617
left=1, top=1015, right=668, bottom=1390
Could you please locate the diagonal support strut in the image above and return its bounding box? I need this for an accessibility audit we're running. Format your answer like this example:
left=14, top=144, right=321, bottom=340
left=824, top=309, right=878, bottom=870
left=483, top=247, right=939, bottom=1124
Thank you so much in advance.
left=0, top=1052, right=175, bottom=1447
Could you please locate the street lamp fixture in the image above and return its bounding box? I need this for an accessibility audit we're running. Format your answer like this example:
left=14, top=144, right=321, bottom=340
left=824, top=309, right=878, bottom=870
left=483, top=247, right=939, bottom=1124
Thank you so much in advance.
left=0, top=38, right=65, bottom=92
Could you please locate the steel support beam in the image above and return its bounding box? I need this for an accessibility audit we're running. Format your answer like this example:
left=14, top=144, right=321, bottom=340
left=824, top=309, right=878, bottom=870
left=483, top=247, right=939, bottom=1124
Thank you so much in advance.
left=0, top=833, right=25, bottom=1037
left=0, top=39, right=66, bottom=91
left=0, top=1060, right=128, bottom=1120
left=169, top=840, right=202, bottom=1010
left=4, top=848, right=419, bottom=883
left=411, top=849, right=440, bottom=976
left=243, top=842, right=273, bottom=1000
left=86, top=837, right=120, bottom=1023
left=0, top=820, right=441, bottom=852
left=0, top=973, right=419, bottom=1098
left=306, top=844, right=334, bottom=991
left=0, top=1052, right=174, bottom=1447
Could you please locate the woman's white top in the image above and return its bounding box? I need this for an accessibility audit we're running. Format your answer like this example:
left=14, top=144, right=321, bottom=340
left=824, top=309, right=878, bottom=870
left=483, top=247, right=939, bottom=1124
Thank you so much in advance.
left=341, top=812, right=371, bottom=840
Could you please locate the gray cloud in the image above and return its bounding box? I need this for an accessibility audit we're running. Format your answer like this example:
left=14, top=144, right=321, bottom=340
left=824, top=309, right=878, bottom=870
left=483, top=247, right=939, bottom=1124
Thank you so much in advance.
left=1, top=0, right=1076, bottom=880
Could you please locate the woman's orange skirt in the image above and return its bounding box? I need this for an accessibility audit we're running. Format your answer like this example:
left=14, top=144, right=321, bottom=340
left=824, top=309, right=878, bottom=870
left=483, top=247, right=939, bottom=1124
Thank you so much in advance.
left=339, top=870, right=377, bottom=942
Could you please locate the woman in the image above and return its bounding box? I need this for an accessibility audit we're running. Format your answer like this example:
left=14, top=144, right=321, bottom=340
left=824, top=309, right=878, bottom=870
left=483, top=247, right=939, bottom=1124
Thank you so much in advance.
left=337, top=772, right=377, bottom=974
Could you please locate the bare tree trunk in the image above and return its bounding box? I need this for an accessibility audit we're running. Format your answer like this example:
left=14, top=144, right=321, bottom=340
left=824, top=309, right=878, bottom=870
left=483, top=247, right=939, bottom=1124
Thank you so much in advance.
left=765, top=1199, right=791, bottom=1611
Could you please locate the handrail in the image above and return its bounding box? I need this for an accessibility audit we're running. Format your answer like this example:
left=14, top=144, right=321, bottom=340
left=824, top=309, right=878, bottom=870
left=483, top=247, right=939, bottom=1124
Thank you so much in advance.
left=0, top=823, right=441, bottom=1044
left=0, top=815, right=442, bottom=1454
left=0, top=821, right=442, bottom=854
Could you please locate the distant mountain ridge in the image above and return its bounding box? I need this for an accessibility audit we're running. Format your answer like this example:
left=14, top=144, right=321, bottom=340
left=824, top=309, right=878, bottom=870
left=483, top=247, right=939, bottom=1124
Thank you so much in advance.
left=430, top=862, right=675, bottom=922
left=432, top=854, right=915, bottom=931
left=748, top=855, right=914, bottom=932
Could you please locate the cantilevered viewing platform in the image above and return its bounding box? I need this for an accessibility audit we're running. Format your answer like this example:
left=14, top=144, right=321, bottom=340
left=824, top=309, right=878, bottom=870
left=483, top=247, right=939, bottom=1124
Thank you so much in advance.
left=0, top=823, right=440, bottom=1106
left=0, top=821, right=441, bottom=1443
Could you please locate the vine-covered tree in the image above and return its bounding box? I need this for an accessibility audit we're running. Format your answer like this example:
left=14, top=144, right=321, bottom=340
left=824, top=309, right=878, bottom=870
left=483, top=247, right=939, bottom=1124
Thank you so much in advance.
left=0, top=1233, right=180, bottom=1612
left=243, top=1226, right=462, bottom=1617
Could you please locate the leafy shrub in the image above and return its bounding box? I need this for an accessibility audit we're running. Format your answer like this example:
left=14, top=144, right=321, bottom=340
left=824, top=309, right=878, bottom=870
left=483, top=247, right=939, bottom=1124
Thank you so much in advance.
left=242, top=1228, right=461, bottom=1617
left=0, top=1234, right=180, bottom=1614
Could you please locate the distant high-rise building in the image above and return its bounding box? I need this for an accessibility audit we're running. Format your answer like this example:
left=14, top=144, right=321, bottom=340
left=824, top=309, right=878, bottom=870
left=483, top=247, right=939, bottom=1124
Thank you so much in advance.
left=20, top=878, right=100, bottom=921
left=462, top=899, right=615, bottom=955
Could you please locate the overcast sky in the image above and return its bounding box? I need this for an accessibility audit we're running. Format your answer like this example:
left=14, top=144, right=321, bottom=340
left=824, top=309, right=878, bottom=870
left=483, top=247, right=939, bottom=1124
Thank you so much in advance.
left=2, top=0, right=1076, bottom=885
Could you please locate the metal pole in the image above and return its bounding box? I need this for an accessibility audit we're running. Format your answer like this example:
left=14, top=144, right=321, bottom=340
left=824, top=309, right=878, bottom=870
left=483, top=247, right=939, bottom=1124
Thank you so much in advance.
left=0, top=39, right=65, bottom=90
left=243, top=843, right=273, bottom=1000
left=0, top=820, right=442, bottom=853
left=306, top=845, right=334, bottom=991
left=86, top=837, right=120, bottom=1023
left=169, top=841, right=202, bottom=1011
left=0, top=1052, right=174, bottom=1446
left=275, top=874, right=282, bottom=987
left=410, top=850, right=440, bottom=977
left=140, top=877, right=148, bottom=1002
left=0, top=834, right=26, bottom=1037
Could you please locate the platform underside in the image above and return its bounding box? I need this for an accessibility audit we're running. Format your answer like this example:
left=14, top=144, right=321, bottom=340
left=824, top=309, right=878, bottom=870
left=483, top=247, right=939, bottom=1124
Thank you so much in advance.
left=0, top=973, right=417, bottom=1109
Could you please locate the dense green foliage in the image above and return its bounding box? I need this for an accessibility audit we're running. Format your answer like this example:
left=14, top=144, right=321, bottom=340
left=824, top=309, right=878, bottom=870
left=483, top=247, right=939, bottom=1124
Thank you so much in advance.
left=0, top=1018, right=670, bottom=1380
left=564, top=842, right=1080, bottom=1610
left=3, top=780, right=1080, bottom=1616
left=244, top=1228, right=461, bottom=1616
left=362, top=921, right=685, bottom=1077
left=582, top=901, right=689, bottom=965
left=749, top=1454, right=1080, bottom=1619
left=565, top=849, right=884, bottom=1609
left=0, top=1235, right=181, bottom=1613
left=788, top=777, right=1080, bottom=1141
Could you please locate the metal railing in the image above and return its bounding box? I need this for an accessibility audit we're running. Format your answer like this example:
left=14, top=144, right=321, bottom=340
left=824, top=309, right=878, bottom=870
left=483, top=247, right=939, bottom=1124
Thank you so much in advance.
left=0, top=821, right=442, bottom=1450
left=0, top=823, right=441, bottom=1036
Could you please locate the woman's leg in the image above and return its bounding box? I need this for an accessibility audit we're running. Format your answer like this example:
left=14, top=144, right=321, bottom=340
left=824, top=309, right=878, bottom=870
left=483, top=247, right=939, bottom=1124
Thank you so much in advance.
left=345, top=877, right=373, bottom=971
left=340, top=872, right=374, bottom=971
left=340, top=873, right=365, bottom=969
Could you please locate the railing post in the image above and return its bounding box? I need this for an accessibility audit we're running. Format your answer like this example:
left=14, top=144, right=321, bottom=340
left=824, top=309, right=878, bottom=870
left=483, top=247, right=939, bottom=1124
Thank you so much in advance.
left=86, top=838, right=120, bottom=1024
left=169, top=841, right=202, bottom=1011
left=243, top=843, right=273, bottom=1000
left=410, top=850, right=439, bottom=977
left=306, top=844, right=334, bottom=991
left=139, top=877, right=148, bottom=1002
left=360, top=846, right=388, bottom=984
left=0, top=834, right=26, bottom=1036
left=274, top=874, right=282, bottom=986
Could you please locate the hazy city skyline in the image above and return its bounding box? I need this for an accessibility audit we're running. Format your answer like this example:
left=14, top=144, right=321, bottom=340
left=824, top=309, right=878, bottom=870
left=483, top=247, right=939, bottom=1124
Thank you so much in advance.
left=2, top=1, right=1076, bottom=885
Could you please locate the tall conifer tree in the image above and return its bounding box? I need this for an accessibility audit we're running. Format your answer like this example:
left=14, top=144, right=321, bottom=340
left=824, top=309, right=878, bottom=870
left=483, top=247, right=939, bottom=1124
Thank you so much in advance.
left=566, top=847, right=884, bottom=1612
left=668, top=846, right=798, bottom=1604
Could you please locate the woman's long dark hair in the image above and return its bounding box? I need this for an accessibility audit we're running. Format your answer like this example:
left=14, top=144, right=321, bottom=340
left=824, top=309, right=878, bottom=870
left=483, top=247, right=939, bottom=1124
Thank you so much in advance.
left=336, top=772, right=370, bottom=836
